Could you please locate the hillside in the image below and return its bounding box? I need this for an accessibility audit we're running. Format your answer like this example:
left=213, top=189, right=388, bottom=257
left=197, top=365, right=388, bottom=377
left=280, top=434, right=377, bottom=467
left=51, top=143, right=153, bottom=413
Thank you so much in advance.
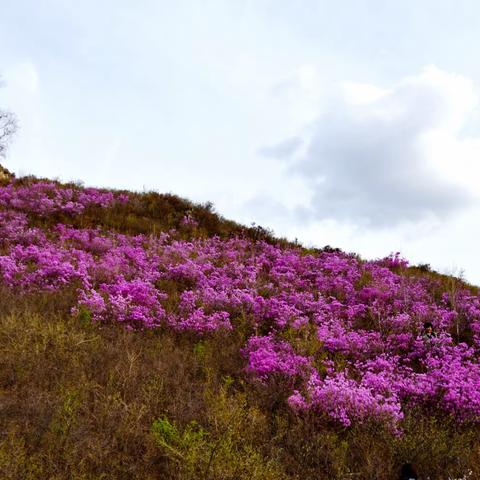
left=1, top=171, right=480, bottom=480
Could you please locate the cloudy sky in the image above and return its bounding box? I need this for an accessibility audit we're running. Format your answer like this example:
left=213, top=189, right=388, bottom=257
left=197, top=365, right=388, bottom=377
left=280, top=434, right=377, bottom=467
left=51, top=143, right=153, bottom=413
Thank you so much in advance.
left=1, top=0, right=480, bottom=284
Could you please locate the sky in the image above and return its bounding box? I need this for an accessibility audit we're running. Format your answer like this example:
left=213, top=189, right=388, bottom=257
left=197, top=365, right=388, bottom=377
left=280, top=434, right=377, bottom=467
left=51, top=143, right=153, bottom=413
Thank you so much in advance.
left=1, top=0, right=480, bottom=284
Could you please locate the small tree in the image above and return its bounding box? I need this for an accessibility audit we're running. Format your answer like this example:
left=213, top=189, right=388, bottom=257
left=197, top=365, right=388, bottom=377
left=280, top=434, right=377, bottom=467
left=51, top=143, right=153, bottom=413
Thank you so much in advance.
left=0, top=76, right=17, bottom=158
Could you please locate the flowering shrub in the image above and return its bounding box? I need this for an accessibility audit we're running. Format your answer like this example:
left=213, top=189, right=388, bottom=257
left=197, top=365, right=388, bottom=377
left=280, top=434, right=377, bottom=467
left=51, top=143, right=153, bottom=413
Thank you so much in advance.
left=77, top=278, right=167, bottom=328
left=0, top=181, right=128, bottom=216
left=1, top=177, right=480, bottom=431
left=242, top=335, right=310, bottom=380
left=289, top=370, right=403, bottom=431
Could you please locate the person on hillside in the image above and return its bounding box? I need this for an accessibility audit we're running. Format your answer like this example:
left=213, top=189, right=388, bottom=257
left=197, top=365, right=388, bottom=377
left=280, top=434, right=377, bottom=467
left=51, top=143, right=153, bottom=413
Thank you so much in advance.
left=421, top=321, right=437, bottom=343
left=399, top=462, right=418, bottom=480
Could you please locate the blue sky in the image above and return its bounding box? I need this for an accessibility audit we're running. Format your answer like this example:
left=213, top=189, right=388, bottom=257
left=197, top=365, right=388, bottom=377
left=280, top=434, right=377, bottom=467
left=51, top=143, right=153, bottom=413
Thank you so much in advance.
left=1, top=0, right=480, bottom=283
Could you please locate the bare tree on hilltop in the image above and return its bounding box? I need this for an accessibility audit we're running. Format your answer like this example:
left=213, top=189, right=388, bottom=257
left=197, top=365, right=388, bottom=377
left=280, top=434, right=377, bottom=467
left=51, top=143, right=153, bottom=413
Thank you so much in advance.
left=0, top=75, right=17, bottom=158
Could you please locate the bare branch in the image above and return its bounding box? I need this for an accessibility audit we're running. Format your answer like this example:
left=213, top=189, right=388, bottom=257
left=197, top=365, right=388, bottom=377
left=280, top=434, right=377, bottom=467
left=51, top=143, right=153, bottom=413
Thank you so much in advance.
left=0, top=75, right=18, bottom=157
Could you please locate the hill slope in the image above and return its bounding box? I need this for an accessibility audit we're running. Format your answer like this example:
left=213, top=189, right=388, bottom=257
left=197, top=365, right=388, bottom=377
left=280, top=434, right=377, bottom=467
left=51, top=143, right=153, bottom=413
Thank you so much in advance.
left=1, top=172, right=480, bottom=479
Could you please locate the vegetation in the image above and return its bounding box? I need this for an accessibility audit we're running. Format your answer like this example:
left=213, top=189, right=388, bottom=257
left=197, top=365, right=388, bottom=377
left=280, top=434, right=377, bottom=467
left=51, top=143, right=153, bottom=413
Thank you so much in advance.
left=1, top=172, right=480, bottom=479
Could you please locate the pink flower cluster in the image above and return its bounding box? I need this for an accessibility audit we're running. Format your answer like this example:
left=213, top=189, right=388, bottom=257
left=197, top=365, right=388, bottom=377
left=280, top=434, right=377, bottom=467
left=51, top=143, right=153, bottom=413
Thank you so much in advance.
left=0, top=181, right=128, bottom=216
left=243, top=335, right=310, bottom=380
left=289, top=369, right=404, bottom=430
left=1, top=180, right=480, bottom=430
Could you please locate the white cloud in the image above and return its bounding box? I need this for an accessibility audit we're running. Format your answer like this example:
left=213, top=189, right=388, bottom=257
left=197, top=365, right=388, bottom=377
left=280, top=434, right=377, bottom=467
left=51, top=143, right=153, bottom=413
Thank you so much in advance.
left=266, top=66, right=480, bottom=227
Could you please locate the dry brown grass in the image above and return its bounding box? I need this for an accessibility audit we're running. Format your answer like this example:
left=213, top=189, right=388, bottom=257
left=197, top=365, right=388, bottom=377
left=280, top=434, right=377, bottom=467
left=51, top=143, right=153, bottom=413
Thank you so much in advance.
left=0, top=289, right=285, bottom=479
